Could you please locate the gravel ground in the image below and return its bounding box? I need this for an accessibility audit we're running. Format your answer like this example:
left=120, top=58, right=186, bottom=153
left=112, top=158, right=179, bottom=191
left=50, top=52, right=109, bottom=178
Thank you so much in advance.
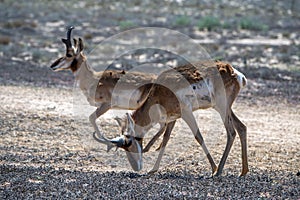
left=1, top=1, right=300, bottom=199
left=0, top=74, right=299, bottom=199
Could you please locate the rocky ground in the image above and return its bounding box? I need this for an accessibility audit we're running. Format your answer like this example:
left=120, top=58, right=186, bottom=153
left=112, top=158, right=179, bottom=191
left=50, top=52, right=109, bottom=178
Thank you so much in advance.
left=0, top=1, right=300, bottom=199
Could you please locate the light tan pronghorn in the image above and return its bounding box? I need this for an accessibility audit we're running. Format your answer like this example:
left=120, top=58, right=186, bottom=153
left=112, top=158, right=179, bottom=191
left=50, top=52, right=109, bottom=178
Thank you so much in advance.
left=50, top=26, right=156, bottom=149
left=111, top=61, right=248, bottom=176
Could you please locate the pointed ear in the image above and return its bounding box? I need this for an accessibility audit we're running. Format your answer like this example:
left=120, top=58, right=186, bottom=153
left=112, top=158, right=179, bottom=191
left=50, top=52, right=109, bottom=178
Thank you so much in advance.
left=126, top=113, right=135, bottom=133
left=78, top=38, right=84, bottom=52
left=73, top=38, right=78, bottom=50
left=61, top=38, right=68, bottom=44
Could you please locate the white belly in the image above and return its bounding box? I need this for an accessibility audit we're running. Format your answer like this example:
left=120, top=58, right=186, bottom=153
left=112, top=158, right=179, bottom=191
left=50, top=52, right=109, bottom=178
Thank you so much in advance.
left=110, top=88, right=143, bottom=110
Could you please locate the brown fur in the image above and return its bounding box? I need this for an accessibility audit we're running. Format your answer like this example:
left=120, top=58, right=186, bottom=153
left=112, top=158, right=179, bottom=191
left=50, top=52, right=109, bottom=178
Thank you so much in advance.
left=132, top=60, right=240, bottom=123
left=50, top=34, right=157, bottom=149
left=126, top=60, right=248, bottom=176
left=155, top=60, right=238, bottom=90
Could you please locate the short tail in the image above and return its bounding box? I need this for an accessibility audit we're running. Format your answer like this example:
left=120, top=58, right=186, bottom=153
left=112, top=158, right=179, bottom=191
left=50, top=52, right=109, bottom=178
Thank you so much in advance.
left=233, top=67, right=247, bottom=88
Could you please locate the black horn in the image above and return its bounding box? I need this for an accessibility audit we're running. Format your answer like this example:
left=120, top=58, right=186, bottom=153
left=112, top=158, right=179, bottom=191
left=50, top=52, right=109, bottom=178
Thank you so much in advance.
left=62, top=26, right=75, bottom=48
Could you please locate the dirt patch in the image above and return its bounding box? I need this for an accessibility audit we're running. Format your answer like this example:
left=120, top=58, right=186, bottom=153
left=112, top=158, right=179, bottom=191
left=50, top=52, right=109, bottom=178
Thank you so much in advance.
left=1, top=80, right=299, bottom=199
left=1, top=1, right=300, bottom=199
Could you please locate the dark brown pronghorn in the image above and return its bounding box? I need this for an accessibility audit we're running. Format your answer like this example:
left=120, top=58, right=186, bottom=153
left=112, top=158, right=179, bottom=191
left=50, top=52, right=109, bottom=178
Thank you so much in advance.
left=111, top=61, right=248, bottom=176
left=50, top=27, right=156, bottom=149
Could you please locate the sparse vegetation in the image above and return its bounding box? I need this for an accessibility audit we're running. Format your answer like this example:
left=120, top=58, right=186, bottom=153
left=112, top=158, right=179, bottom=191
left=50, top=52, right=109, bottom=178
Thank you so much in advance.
left=222, top=21, right=232, bottom=29
left=0, top=0, right=299, bottom=199
left=3, top=20, right=23, bottom=29
left=3, top=20, right=37, bottom=29
left=174, top=16, right=191, bottom=26
left=239, top=17, right=268, bottom=31
left=197, top=16, right=221, bottom=31
left=119, top=20, right=136, bottom=30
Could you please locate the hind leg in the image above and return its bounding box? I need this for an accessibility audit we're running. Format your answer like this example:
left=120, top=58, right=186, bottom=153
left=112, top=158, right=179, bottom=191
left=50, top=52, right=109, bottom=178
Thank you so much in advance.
left=232, top=111, right=249, bottom=176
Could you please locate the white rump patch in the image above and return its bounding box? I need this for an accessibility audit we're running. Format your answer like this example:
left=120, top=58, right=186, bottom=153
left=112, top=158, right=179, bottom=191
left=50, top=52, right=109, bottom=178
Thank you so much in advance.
left=233, top=67, right=247, bottom=88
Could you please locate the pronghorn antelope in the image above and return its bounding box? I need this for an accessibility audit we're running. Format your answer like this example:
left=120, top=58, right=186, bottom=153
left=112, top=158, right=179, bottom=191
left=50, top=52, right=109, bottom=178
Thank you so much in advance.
left=111, top=61, right=248, bottom=176
left=50, top=26, right=156, bottom=149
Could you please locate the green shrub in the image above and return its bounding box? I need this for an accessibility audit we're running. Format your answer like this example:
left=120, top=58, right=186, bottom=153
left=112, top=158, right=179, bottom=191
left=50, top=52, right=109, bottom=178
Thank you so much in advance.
left=119, top=20, right=136, bottom=30
left=239, top=17, right=268, bottom=31
left=197, top=16, right=221, bottom=31
left=222, top=21, right=232, bottom=29
left=174, top=16, right=191, bottom=26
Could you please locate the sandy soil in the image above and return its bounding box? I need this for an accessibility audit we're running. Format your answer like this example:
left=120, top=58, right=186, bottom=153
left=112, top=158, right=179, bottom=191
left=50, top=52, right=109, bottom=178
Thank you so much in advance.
left=1, top=1, right=299, bottom=199
left=0, top=71, right=299, bottom=199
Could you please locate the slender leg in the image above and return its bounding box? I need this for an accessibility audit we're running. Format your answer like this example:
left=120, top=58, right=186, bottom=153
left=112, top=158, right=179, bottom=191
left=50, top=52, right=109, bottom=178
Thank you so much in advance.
left=143, top=123, right=167, bottom=153
left=148, top=121, right=176, bottom=174
left=215, top=110, right=236, bottom=176
left=181, top=109, right=217, bottom=174
left=89, top=103, right=110, bottom=137
left=232, top=111, right=249, bottom=176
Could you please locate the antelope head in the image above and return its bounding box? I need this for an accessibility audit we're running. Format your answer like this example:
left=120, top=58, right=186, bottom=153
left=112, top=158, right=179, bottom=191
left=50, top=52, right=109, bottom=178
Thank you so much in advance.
left=50, top=26, right=86, bottom=72
left=111, top=113, right=143, bottom=171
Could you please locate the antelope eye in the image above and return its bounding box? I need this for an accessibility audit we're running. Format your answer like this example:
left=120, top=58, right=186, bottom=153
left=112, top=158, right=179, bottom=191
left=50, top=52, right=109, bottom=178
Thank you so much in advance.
left=134, top=137, right=142, bottom=141
left=66, top=53, right=72, bottom=58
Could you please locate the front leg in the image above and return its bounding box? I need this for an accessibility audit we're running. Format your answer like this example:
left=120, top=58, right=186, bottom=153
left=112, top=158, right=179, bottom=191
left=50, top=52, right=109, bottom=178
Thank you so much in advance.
left=143, top=123, right=167, bottom=153
left=148, top=121, right=176, bottom=174
left=89, top=103, right=111, bottom=138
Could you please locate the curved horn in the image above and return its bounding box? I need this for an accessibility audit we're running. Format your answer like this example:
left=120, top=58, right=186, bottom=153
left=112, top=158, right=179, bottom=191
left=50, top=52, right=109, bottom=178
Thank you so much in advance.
left=67, top=26, right=74, bottom=41
left=62, top=26, right=75, bottom=48
left=93, top=132, right=116, bottom=152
